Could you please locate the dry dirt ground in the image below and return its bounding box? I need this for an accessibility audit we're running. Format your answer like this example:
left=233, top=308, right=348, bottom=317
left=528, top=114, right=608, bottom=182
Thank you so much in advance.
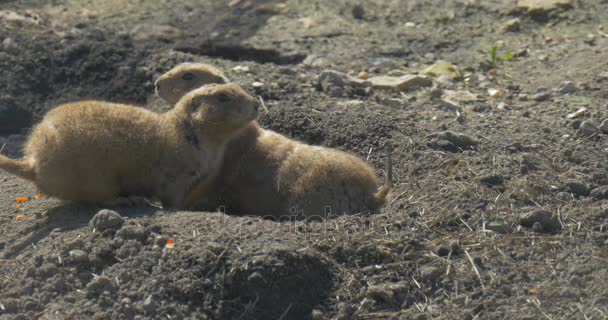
left=1, top=0, right=608, bottom=319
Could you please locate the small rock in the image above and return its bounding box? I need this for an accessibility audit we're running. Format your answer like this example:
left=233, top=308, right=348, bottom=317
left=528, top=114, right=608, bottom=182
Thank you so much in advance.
left=386, top=69, right=407, bottom=77
left=0, top=10, right=41, bottom=25
left=302, top=54, right=329, bottom=68
left=590, top=186, right=608, bottom=200
left=351, top=4, right=365, bottom=20
left=232, top=65, right=250, bottom=73
left=532, top=91, right=551, bottom=102
left=599, top=119, right=608, bottom=133
left=532, top=222, right=544, bottom=233
left=516, top=0, right=574, bottom=14
left=479, top=174, right=505, bottom=187
left=252, top=81, right=264, bottom=88
left=502, top=18, right=521, bottom=32
left=565, top=180, right=590, bottom=197
left=68, top=250, right=89, bottom=263
left=1, top=298, right=19, bottom=314
left=2, top=37, right=18, bottom=51
left=578, top=121, right=601, bottom=137
left=421, top=61, right=461, bottom=80
left=86, top=276, right=116, bottom=297
left=142, top=295, right=156, bottom=314
left=368, top=74, right=432, bottom=91
left=318, top=70, right=371, bottom=97
left=367, top=285, right=395, bottom=305
left=420, top=266, right=442, bottom=282
left=356, top=71, right=369, bottom=80
left=558, top=81, right=576, bottom=94
left=520, top=209, right=562, bottom=233
left=130, top=24, right=183, bottom=42
left=90, top=209, right=125, bottom=232
left=116, top=225, right=146, bottom=241
left=311, top=309, right=324, bottom=320
left=486, top=222, right=509, bottom=234
left=437, top=245, right=450, bottom=257
left=427, top=131, right=479, bottom=152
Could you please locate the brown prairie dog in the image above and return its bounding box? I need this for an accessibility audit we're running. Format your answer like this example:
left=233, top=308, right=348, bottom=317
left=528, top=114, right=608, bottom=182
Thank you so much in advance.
left=0, top=83, right=259, bottom=208
left=156, top=63, right=392, bottom=217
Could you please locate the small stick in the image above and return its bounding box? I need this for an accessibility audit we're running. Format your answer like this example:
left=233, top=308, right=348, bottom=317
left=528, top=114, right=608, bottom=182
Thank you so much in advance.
left=257, top=95, right=269, bottom=114
left=0, top=143, right=5, bottom=155
left=464, top=250, right=485, bottom=291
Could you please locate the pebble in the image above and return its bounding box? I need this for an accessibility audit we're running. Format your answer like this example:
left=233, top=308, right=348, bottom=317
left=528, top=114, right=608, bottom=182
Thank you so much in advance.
left=251, top=81, right=264, bottom=88
left=86, top=276, right=116, bottom=297
left=318, top=69, right=371, bottom=97
left=578, top=121, right=601, bottom=137
left=437, top=245, right=450, bottom=257
left=502, top=18, right=521, bottom=32
left=142, top=295, right=156, bottom=314
left=420, top=266, right=442, bottom=282
left=558, top=81, right=576, bottom=94
left=427, top=131, right=479, bottom=152
left=356, top=71, right=369, bottom=80
left=479, top=174, right=505, bottom=187
left=89, top=209, right=125, bottom=232
left=232, top=65, right=250, bottom=73
left=421, top=61, right=461, bottom=80
left=565, top=180, right=590, bottom=197
left=68, top=250, right=89, bottom=263
left=520, top=209, right=562, bottom=233
left=302, top=54, right=329, bottom=68
left=2, top=37, right=18, bottom=51
left=486, top=222, right=509, bottom=234
left=351, top=4, right=365, bottom=20
left=116, top=225, right=146, bottom=241
left=130, top=24, right=184, bottom=42
left=532, top=91, right=551, bottom=102
left=600, top=119, right=608, bottom=133
left=516, top=0, right=574, bottom=14
left=590, top=186, right=608, bottom=200
left=367, top=74, right=432, bottom=91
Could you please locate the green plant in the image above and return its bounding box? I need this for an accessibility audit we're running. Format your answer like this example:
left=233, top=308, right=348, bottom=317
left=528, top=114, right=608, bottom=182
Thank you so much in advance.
left=490, top=45, right=514, bottom=68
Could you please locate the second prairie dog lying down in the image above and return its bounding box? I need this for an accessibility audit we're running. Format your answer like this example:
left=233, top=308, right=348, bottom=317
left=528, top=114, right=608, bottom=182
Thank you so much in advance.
left=0, top=83, right=259, bottom=208
left=157, top=63, right=392, bottom=218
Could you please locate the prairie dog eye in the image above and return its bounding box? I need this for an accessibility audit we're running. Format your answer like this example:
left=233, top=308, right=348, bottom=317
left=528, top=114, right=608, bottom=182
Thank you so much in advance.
left=182, top=72, right=195, bottom=81
left=217, top=93, right=231, bottom=103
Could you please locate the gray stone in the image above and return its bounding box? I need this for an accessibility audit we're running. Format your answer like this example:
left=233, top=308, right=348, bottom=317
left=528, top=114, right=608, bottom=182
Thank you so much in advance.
left=599, top=119, right=608, bottom=133
left=486, top=222, right=509, bottom=234
left=368, top=74, right=432, bottom=91
left=427, top=131, right=479, bottom=152
left=590, top=186, right=608, bottom=200
left=89, top=209, right=125, bottom=232
left=558, top=81, right=577, bottom=94
left=421, top=61, right=461, bottom=80
left=420, top=266, right=442, bottom=282
left=318, top=70, right=371, bottom=97
left=578, top=121, right=601, bottom=137
left=565, top=180, right=590, bottom=197
left=516, top=0, right=574, bottom=14
left=130, top=24, right=184, bottom=42
left=116, top=226, right=146, bottom=242
left=520, top=209, right=562, bottom=233
left=502, top=18, right=521, bottom=32
left=532, top=91, right=551, bottom=102
left=86, top=276, right=116, bottom=297
left=68, top=250, right=89, bottom=263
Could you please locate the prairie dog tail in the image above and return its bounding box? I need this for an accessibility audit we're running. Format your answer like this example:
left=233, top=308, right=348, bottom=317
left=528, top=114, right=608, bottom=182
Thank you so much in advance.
left=0, top=155, right=36, bottom=181
left=373, top=152, right=393, bottom=207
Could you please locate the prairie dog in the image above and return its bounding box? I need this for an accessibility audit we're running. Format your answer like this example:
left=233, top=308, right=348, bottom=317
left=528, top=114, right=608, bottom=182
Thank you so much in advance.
left=156, top=63, right=392, bottom=217
left=155, top=62, right=229, bottom=105
left=0, top=83, right=259, bottom=208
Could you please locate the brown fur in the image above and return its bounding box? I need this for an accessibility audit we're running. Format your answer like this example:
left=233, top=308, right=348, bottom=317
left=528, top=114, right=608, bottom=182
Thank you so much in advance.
left=0, top=83, right=258, bottom=208
left=157, top=63, right=392, bottom=218
left=155, top=62, right=228, bottom=105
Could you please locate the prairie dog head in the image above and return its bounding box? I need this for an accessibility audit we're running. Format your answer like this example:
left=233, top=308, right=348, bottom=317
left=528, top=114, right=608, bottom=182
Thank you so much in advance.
left=155, top=63, right=229, bottom=105
left=176, top=83, right=259, bottom=136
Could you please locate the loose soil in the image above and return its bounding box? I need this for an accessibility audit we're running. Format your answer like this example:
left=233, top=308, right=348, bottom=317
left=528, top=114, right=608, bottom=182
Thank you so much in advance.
left=1, top=0, right=607, bottom=319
